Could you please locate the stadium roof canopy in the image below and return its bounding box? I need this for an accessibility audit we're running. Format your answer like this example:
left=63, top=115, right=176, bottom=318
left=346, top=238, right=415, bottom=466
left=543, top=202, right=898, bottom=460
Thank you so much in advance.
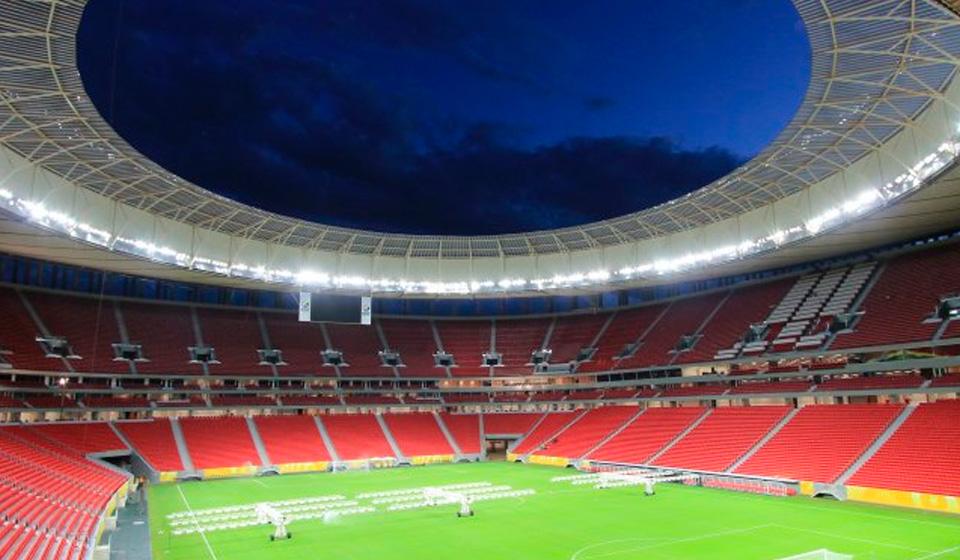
left=2, top=0, right=960, bottom=296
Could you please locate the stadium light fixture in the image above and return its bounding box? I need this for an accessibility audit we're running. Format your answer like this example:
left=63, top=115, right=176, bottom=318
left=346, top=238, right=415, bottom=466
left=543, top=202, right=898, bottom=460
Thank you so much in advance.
left=2, top=135, right=958, bottom=295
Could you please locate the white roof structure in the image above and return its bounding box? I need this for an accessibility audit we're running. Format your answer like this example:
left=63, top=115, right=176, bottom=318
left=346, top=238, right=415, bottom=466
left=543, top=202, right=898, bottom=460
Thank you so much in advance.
left=1, top=0, right=960, bottom=295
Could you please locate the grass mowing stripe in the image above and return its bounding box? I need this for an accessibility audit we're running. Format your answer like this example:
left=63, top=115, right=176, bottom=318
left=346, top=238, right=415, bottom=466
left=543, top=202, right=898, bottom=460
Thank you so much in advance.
left=176, top=484, right=220, bottom=560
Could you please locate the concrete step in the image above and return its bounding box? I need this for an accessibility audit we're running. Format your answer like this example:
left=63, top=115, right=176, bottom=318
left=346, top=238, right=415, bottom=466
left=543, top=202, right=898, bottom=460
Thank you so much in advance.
left=726, top=408, right=800, bottom=473
left=376, top=414, right=406, bottom=461
left=647, top=409, right=713, bottom=464
left=433, top=412, right=463, bottom=456
left=168, top=417, right=196, bottom=472
left=313, top=416, right=341, bottom=464
left=245, top=416, right=272, bottom=467
left=579, top=408, right=646, bottom=460
left=836, top=404, right=917, bottom=484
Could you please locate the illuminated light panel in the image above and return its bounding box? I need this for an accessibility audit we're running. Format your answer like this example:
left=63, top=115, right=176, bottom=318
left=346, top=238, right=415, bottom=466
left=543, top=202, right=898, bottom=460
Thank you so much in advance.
left=1, top=137, right=957, bottom=295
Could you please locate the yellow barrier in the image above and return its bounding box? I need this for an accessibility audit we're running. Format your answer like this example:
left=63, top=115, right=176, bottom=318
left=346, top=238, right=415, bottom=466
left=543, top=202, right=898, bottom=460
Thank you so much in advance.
left=799, top=481, right=816, bottom=496
left=277, top=461, right=330, bottom=474
left=158, top=471, right=178, bottom=483
left=526, top=455, right=571, bottom=467
left=410, top=454, right=456, bottom=466
left=846, top=485, right=960, bottom=514
left=203, top=465, right=258, bottom=479
left=506, top=453, right=519, bottom=462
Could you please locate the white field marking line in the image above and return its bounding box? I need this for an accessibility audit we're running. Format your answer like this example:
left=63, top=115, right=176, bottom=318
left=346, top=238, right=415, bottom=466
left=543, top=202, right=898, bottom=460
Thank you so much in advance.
left=569, top=538, right=674, bottom=560
left=772, top=524, right=934, bottom=554
left=570, top=524, right=774, bottom=560
left=911, top=544, right=960, bottom=559
left=250, top=478, right=268, bottom=488
left=685, top=485, right=960, bottom=529
left=176, top=485, right=220, bottom=560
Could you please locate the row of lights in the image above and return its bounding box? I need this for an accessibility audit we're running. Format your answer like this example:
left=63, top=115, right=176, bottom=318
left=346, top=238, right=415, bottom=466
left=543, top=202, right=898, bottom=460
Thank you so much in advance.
left=0, top=138, right=957, bottom=295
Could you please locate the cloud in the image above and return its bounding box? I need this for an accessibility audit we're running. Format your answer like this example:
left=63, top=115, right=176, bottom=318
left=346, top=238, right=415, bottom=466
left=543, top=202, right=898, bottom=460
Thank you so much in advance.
left=583, top=96, right=617, bottom=111
left=77, top=0, right=746, bottom=236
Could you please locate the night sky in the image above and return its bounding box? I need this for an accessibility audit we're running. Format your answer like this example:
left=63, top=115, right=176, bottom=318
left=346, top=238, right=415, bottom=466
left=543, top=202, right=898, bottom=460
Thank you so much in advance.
left=77, top=0, right=810, bottom=235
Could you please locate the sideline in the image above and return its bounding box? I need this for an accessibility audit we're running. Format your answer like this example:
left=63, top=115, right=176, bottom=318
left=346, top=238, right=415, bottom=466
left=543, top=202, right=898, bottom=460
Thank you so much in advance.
left=176, top=485, right=220, bottom=560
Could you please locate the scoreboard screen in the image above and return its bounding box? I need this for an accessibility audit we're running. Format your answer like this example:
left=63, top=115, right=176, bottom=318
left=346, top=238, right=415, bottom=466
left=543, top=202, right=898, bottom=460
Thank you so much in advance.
left=298, top=293, right=372, bottom=325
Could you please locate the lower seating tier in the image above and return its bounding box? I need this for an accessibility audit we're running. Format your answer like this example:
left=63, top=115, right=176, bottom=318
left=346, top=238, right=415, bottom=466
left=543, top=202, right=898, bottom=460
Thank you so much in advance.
left=846, top=400, right=960, bottom=496
left=734, top=404, right=904, bottom=483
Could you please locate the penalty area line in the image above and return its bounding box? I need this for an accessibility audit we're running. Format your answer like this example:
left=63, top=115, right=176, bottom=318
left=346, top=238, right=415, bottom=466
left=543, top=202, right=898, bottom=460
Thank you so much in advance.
left=570, top=524, right=774, bottom=560
left=911, top=544, right=960, bottom=559
left=176, top=484, right=220, bottom=560
left=771, top=524, right=934, bottom=554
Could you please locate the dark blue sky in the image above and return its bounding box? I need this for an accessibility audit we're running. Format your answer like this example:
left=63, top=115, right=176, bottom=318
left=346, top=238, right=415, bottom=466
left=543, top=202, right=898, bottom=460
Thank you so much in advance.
left=77, top=0, right=810, bottom=235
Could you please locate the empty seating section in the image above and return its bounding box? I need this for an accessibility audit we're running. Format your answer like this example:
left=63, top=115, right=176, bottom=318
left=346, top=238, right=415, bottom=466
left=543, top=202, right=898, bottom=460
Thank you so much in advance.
left=196, top=308, right=268, bottom=375
left=26, top=293, right=130, bottom=374
left=619, top=293, right=725, bottom=369
left=115, top=419, right=184, bottom=471
left=660, top=384, right=728, bottom=398
left=587, top=407, right=706, bottom=464
left=379, top=319, right=442, bottom=377
left=602, top=389, right=639, bottom=399
left=253, top=415, right=331, bottom=464
left=27, top=423, right=127, bottom=455
left=436, top=320, right=491, bottom=376
left=847, top=401, right=960, bottom=496
left=209, top=396, right=276, bottom=407
left=481, top=413, right=542, bottom=436
left=942, top=318, right=960, bottom=340
left=326, top=323, right=385, bottom=377
left=578, top=305, right=667, bottom=373
left=819, top=262, right=876, bottom=319
left=759, top=274, right=819, bottom=353
left=121, top=302, right=200, bottom=375
left=439, top=413, right=481, bottom=454
left=321, top=415, right=395, bottom=460
left=492, top=393, right=529, bottom=403
left=26, top=395, right=80, bottom=409
left=382, top=413, right=454, bottom=457
left=0, top=523, right=87, bottom=560
left=155, top=396, right=206, bottom=408
left=728, top=381, right=813, bottom=395
left=495, top=318, right=550, bottom=375
left=653, top=407, right=790, bottom=472
left=528, top=391, right=563, bottom=402
left=931, top=374, right=960, bottom=388
left=261, top=314, right=327, bottom=376
left=281, top=395, right=342, bottom=406
left=178, top=417, right=261, bottom=469
left=443, top=393, right=489, bottom=404
left=343, top=395, right=402, bottom=405
left=0, top=394, right=24, bottom=407
left=681, top=279, right=792, bottom=363
left=815, top=375, right=923, bottom=392
left=532, top=406, right=636, bottom=459
left=0, top=289, right=58, bottom=371
left=833, top=247, right=960, bottom=349
left=548, top=314, right=608, bottom=364
left=511, top=411, right=582, bottom=455
left=82, top=396, right=151, bottom=408
left=0, top=428, right=127, bottom=559
left=735, top=404, right=904, bottom=482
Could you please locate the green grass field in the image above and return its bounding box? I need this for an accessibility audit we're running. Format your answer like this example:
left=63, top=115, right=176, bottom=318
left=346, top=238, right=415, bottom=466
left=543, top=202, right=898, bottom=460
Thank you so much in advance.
left=149, top=462, right=960, bottom=560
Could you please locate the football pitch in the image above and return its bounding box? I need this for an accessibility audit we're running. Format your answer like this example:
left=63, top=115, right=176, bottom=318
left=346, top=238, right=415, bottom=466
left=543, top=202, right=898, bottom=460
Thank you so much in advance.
left=149, top=462, right=960, bottom=560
